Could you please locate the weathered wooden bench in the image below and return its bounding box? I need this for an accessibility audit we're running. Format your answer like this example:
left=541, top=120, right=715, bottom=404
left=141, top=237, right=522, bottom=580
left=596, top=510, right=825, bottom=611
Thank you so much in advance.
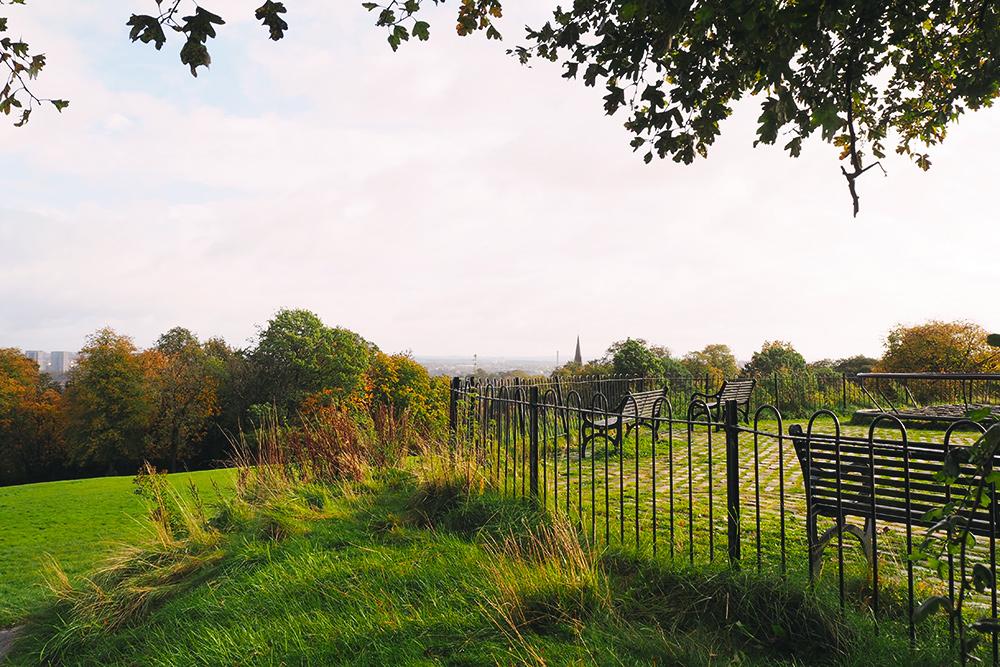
left=688, top=378, right=756, bottom=425
left=580, top=388, right=668, bottom=458
left=788, top=423, right=997, bottom=577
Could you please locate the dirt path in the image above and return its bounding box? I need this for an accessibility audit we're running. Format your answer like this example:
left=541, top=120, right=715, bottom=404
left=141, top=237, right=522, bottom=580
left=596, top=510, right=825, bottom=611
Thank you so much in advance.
left=0, top=627, right=21, bottom=663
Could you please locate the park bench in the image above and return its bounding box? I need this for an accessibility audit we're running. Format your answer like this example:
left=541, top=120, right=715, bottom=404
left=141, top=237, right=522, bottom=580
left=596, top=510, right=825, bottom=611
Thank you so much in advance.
left=688, top=378, right=756, bottom=425
left=580, top=388, right=669, bottom=458
left=788, top=423, right=999, bottom=577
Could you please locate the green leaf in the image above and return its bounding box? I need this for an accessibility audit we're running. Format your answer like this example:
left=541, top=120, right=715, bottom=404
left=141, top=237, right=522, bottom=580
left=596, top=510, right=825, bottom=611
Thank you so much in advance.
left=966, top=407, right=992, bottom=422
left=181, top=7, right=226, bottom=43
left=925, top=516, right=951, bottom=537
left=12, top=107, right=30, bottom=127
left=988, top=334, right=1000, bottom=349
left=387, top=25, right=409, bottom=51
left=971, top=618, right=1000, bottom=633
left=974, top=563, right=995, bottom=593
left=255, top=1, right=289, bottom=41
left=50, top=99, right=69, bottom=112
left=179, top=38, right=211, bottom=77
left=941, top=448, right=971, bottom=483
left=412, top=21, right=430, bottom=41
left=913, top=595, right=953, bottom=624
left=126, top=14, right=167, bottom=50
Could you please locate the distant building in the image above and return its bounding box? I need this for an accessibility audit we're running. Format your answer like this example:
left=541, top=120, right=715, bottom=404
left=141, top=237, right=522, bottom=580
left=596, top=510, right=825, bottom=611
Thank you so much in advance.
left=574, top=336, right=582, bottom=365
left=24, top=350, right=49, bottom=371
left=50, top=351, right=77, bottom=376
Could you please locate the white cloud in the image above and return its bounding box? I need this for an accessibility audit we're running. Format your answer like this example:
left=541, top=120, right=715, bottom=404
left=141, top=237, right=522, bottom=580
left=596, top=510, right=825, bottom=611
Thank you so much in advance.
left=0, top=1, right=998, bottom=364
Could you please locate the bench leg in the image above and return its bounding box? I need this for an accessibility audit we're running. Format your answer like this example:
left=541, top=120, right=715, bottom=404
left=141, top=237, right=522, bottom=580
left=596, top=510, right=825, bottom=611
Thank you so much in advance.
left=810, top=520, right=873, bottom=579
left=580, top=430, right=618, bottom=458
left=687, top=404, right=712, bottom=429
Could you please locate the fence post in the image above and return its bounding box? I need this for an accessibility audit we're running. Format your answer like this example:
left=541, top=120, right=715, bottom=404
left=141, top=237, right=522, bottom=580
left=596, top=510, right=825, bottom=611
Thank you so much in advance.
left=448, top=376, right=461, bottom=444
left=529, top=385, right=540, bottom=500
left=725, top=399, right=741, bottom=570
left=773, top=373, right=780, bottom=413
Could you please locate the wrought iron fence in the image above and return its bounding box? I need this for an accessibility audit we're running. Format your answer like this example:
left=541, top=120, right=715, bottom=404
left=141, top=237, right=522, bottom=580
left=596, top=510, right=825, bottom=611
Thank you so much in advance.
left=448, top=376, right=1000, bottom=665
left=857, top=373, right=1000, bottom=413
left=458, top=372, right=879, bottom=420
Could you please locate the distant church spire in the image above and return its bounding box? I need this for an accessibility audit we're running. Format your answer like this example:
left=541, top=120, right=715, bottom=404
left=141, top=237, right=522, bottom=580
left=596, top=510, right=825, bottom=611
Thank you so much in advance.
left=574, top=336, right=582, bottom=365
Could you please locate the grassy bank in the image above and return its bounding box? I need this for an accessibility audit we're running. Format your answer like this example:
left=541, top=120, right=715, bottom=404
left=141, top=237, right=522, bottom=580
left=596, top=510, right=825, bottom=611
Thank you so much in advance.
left=2, top=454, right=955, bottom=666
left=0, top=468, right=235, bottom=626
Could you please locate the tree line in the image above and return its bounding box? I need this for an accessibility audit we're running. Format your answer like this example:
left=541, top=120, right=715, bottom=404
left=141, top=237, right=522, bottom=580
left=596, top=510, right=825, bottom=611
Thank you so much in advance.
left=4, top=316, right=997, bottom=486
left=0, top=308, right=449, bottom=486
left=551, top=319, right=1000, bottom=382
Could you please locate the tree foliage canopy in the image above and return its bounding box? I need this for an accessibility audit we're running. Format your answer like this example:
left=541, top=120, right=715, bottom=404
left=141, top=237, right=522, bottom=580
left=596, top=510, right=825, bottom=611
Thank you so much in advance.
left=683, top=344, right=738, bottom=381
left=877, top=319, right=1000, bottom=373
left=0, top=348, right=62, bottom=483
left=4, top=1, right=999, bottom=212
left=742, top=340, right=807, bottom=377
left=251, top=309, right=373, bottom=418
left=151, top=327, right=219, bottom=472
left=63, top=328, right=160, bottom=474
left=510, top=0, right=1000, bottom=214
left=611, top=337, right=661, bottom=376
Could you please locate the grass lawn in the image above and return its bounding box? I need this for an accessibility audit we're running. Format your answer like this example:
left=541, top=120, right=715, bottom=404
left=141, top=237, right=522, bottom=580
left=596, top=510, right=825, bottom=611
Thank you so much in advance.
left=3, top=464, right=956, bottom=666
left=0, top=468, right=235, bottom=626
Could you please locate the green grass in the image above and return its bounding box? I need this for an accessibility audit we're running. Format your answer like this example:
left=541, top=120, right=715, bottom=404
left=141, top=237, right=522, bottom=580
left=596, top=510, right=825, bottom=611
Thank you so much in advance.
left=2, top=460, right=960, bottom=666
left=0, top=468, right=234, bottom=626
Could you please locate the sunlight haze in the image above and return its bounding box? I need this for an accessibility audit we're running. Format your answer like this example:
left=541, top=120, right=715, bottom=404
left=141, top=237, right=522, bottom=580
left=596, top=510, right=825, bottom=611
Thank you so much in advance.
left=2, top=0, right=998, bottom=365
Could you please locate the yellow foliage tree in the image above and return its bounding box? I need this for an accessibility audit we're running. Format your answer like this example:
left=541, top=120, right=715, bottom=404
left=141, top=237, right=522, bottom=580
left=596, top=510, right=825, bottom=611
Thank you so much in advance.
left=877, top=320, right=1000, bottom=373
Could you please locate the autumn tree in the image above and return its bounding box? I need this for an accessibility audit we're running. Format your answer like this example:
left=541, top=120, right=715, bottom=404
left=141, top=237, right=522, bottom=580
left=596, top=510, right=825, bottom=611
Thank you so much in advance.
left=150, top=327, right=219, bottom=472
left=550, top=360, right=585, bottom=379
left=251, top=309, right=373, bottom=419
left=0, top=348, right=65, bottom=484
left=365, top=350, right=447, bottom=435
left=683, top=344, right=739, bottom=382
left=742, top=341, right=807, bottom=378
left=877, top=320, right=1000, bottom=373
left=63, top=328, right=159, bottom=475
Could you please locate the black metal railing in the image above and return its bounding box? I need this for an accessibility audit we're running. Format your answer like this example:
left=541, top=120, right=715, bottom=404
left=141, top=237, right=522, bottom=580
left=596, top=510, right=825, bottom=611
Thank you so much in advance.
left=858, top=373, right=1000, bottom=414
left=459, top=372, right=879, bottom=419
left=448, top=376, right=1000, bottom=664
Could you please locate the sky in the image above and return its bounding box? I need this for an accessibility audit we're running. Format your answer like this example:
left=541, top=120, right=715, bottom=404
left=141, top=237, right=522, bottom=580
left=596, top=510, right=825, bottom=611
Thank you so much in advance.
left=1, top=1, right=999, bottom=366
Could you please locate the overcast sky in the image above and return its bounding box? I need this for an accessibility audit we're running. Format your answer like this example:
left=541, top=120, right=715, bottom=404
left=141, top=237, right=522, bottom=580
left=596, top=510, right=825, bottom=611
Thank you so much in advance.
left=1, top=0, right=998, bottom=365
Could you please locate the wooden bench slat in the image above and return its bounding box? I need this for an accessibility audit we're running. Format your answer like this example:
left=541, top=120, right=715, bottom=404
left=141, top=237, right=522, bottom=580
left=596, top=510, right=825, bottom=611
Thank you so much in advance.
left=789, top=423, right=997, bottom=578
left=688, top=378, right=756, bottom=425
left=580, top=388, right=668, bottom=457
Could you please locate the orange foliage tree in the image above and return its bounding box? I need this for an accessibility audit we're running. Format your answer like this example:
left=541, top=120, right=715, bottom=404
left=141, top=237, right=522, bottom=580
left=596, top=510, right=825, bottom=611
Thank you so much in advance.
left=0, top=348, right=65, bottom=484
left=878, top=320, right=1000, bottom=373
